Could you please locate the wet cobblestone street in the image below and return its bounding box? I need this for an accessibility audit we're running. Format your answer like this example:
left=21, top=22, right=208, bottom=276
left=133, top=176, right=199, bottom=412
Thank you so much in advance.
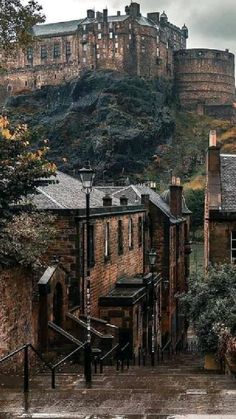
left=0, top=353, right=236, bottom=418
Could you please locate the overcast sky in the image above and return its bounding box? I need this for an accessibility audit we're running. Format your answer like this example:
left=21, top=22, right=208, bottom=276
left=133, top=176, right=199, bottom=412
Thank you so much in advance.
left=31, top=0, right=235, bottom=57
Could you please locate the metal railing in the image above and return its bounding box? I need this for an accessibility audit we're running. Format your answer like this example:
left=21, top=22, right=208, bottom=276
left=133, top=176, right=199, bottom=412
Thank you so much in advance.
left=51, top=343, right=85, bottom=388
left=99, top=343, right=119, bottom=373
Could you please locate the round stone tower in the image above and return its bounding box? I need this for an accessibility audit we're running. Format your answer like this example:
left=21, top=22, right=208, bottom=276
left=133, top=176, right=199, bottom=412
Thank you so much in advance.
left=174, top=49, right=235, bottom=110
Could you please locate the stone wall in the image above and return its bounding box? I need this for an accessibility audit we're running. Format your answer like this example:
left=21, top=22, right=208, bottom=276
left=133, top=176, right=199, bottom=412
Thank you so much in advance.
left=174, top=49, right=235, bottom=109
left=0, top=267, right=37, bottom=357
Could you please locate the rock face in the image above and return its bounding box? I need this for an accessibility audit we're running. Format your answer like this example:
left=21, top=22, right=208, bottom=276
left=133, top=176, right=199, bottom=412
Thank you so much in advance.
left=4, top=70, right=175, bottom=182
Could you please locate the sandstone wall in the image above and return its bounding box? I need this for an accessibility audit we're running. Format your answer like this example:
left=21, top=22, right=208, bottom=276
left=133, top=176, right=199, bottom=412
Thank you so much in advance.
left=174, top=49, right=235, bottom=108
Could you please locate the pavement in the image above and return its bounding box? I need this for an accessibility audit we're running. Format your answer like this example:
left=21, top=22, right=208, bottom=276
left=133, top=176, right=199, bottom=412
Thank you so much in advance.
left=0, top=352, right=236, bottom=418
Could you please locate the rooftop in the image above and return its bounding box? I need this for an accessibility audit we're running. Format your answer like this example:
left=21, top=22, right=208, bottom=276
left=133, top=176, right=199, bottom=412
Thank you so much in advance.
left=220, top=153, right=236, bottom=212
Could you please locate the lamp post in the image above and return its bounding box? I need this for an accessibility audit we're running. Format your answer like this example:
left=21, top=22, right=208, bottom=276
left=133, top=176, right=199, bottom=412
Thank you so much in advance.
left=148, top=249, right=157, bottom=367
left=79, top=161, right=95, bottom=384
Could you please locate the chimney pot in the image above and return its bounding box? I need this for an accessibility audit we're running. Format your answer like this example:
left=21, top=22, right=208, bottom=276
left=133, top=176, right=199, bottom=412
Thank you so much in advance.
left=209, top=130, right=217, bottom=147
left=103, top=8, right=108, bottom=22
left=117, top=10, right=121, bottom=16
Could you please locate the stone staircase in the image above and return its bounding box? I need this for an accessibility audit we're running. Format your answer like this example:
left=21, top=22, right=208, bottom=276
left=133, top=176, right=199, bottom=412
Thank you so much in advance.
left=0, top=352, right=236, bottom=418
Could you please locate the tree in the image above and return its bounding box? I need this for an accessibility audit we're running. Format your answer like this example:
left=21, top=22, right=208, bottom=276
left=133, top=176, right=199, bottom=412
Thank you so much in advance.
left=185, top=187, right=204, bottom=233
left=0, top=115, right=57, bottom=267
left=0, top=115, right=56, bottom=209
left=180, top=264, right=236, bottom=356
left=0, top=0, right=45, bottom=54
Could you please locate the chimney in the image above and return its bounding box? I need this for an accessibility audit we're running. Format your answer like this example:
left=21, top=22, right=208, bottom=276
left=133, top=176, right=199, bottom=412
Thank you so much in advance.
left=120, top=195, right=128, bottom=206
left=103, top=8, right=108, bottom=23
left=141, top=194, right=150, bottom=208
left=117, top=11, right=121, bottom=16
left=169, top=177, right=183, bottom=218
left=87, top=9, right=95, bottom=19
left=208, top=130, right=220, bottom=173
left=129, top=2, right=141, bottom=18
left=103, top=194, right=112, bottom=207
left=96, top=11, right=103, bottom=20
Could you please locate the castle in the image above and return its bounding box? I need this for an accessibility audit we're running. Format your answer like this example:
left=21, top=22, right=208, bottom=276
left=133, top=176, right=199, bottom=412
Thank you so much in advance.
left=0, top=2, right=235, bottom=118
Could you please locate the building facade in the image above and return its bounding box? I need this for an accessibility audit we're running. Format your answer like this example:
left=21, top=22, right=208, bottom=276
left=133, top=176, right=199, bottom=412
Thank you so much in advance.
left=205, top=131, right=236, bottom=268
left=0, top=2, right=188, bottom=96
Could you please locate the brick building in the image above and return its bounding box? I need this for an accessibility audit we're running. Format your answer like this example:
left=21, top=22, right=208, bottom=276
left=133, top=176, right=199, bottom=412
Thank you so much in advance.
left=0, top=171, right=191, bottom=359
left=205, top=131, right=236, bottom=268
left=0, top=2, right=188, bottom=96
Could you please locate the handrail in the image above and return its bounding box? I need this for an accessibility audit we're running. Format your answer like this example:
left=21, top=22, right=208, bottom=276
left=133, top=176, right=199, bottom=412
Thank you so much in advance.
left=28, top=344, right=52, bottom=371
left=99, top=343, right=119, bottom=373
left=51, top=343, right=85, bottom=388
left=0, top=344, right=28, bottom=364
left=66, top=313, right=104, bottom=338
left=118, top=342, right=130, bottom=371
left=48, top=321, right=83, bottom=346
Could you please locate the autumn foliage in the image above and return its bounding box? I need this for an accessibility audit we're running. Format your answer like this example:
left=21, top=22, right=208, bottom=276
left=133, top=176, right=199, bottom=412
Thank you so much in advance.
left=0, top=115, right=56, bottom=209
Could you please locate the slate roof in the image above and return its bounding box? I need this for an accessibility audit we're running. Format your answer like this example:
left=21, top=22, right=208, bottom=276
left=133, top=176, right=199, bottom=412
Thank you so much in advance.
left=220, top=154, right=236, bottom=212
left=33, top=20, right=84, bottom=36
left=136, top=16, right=158, bottom=28
left=110, top=184, right=181, bottom=223
left=32, top=171, right=120, bottom=210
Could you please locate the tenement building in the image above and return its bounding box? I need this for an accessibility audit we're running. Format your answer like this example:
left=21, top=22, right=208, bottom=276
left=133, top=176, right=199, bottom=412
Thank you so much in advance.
left=205, top=130, right=236, bottom=268
left=0, top=2, right=188, bottom=95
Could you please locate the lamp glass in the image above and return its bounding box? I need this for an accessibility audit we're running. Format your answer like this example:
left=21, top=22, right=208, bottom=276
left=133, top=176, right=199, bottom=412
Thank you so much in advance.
left=79, top=164, right=95, bottom=190
left=148, top=249, right=157, bottom=266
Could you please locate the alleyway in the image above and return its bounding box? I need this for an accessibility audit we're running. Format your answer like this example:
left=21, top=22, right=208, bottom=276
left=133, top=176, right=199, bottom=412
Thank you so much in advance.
left=0, top=351, right=235, bottom=418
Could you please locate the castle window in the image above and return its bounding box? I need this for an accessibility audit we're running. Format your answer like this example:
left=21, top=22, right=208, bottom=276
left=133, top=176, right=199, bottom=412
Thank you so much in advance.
left=41, top=45, right=47, bottom=60
left=231, top=232, right=236, bottom=263
left=96, top=44, right=99, bottom=49
left=115, top=42, right=118, bottom=48
left=129, top=34, right=132, bottom=40
left=115, top=48, right=118, bottom=54
left=141, top=47, right=145, bottom=53
left=83, top=44, right=87, bottom=52
left=109, top=22, right=113, bottom=29
left=97, top=53, right=100, bottom=59
left=128, top=218, right=133, bottom=250
left=83, top=34, right=87, bottom=41
left=26, top=47, right=33, bottom=62
left=66, top=42, right=71, bottom=57
left=98, top=23, right=102, bottom=30
left=25, top=81, right=28, bottom=87
left=109, top=32, right=113, bottom=39
left=157, top=35, right=160, bottom=43
left=53, top=43, right=61, bottom=58
left=82, top=57, right=86, bottom=63
left=157, top=47, right=160, bottom=57
left=115, top=34, right=118, bottom=39
left=129, top=23, right=132, bottom=29
left=98, top=33, right=102, bottom=39
left=83, top=25, right=86, bottom=31
left=118, top=220, right=123, bottom=255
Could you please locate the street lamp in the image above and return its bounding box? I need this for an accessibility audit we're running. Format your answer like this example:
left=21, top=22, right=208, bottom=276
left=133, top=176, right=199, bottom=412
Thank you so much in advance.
left=79, top=161, right=95, bottom=384
left=148, top=249, right=157, bottom=367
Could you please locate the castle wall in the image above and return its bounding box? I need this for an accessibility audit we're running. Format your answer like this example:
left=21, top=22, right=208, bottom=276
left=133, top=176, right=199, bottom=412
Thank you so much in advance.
left=174, top=49, right=235, bottom=108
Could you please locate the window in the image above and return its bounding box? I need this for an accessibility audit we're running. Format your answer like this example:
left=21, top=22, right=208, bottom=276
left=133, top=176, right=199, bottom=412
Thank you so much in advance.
left=115, top=42, right=118, bottom=49
left=53, top=43, right=61, bottom=58
left=97, top=53, right=100, bottom=59
left=26, top=47, right=33, bottom=62
left=128, top=218, right=133, bottom=250
left=98, top=23, right=102, bottom=30
left=157, top=47, right=160, bottom=57
left=129, top=34, right=132, bottom=40
left=109, top=22, right=113, bottom=29
left=138, top=217, right=143, bottom=247
left=41, top=45, right=47, bottom=60
left=96, top=44, right=99, bottom=49
left=83, top=24, right=86, bottom=31
left=88, top=225, right=95, bottom=267
left=83, top=34, right=87, bottom=41
left=98, top=33, right=102, bottom=39
left=141, top=36, right=145, bottom=40
left=156, top=35, right=160, bottom=43
left=129, top=23, right=132, bottom=29
left=141, top=47, right=145, bottom=53
left=83, top=44, right=87, bottom=52
left=118, top=220, right=123, bottom=255
left=66, top=41, right=71, bottom=57
left=115, top=34, right=118, bottom=39
left=82, top=57, right=86, bottom=63
left=109, top=32, right=113, bottom=39
left=104, top=222, right=110, bottom=259
left=231, top=232, right=236, bottom=263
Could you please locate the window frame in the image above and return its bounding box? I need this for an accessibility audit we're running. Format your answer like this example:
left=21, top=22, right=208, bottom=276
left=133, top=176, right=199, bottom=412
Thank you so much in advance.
left=53, top=43, right=61, bottom=59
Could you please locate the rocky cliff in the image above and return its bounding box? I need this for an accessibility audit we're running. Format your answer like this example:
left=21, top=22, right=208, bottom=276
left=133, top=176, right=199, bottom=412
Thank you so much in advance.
left=4, top=70, right=175, bottom=183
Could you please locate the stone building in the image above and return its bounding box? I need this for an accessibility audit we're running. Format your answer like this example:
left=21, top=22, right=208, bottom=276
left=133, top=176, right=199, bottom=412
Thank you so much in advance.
left=0, top=2, right=188, bottom=96
left=205, top=130, right=236, bottom=268
left=174, top=49, right=236, bottom=118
